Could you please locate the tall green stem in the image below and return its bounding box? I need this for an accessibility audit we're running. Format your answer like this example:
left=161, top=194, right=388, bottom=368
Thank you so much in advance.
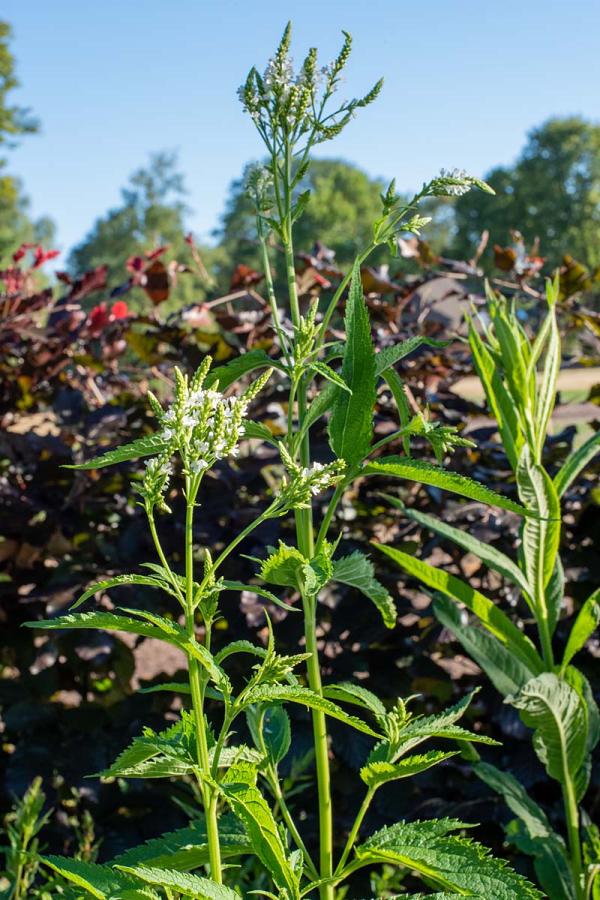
left=562, top=776, right=584, bottom=899
left=281, top=140, right=334, bottom=900
left=184, top=476, right=222, bottom=883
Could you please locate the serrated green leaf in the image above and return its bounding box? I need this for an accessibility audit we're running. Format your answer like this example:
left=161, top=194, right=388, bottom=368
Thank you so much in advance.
left=240, top=684, right=381, bottom=737
left=206, top=348, right=281, bottom=390
left=322, top=682, right=386, bottom=717
left=562, top=588, right=600, bottom=672
left=215, top=640, right=267, bottom=665
left=116, top=864, right=239, bottom=898
left=222, top=579, right=299, bottom=613
left=361, top=751, right=458, bottom=788
left=371, top=692, right=499, bottom=763
left=364, top=456, right=531, bottom=516
left=259, top=542, right=306, bottom=590
left=110, top=815, right=249, bottom=871
left=66, top=434, right=168, bottom=470
left=242, top=420, right=280, bottom=446
left=554, top=430, right=600, bottom=497
left=220, top=766, right=300, bottom=899
left=328, top=260, right=377, bottom=464
left=25, top=612, right=228, bottom=689
left=246, top=704, right=291, bottom=764
left=509, top=673, right=587, bottom=787
left=374, top=544, right=543, bottom=675
left=375, top=336, right=449, bottom=376
left=433, top=594, right=536, bottom=696
left=310, top=360, right=352, bottom=393
left=300, top=381, right=337, bottom=441
left=332, top=551, right=396, bottom=628
left=70, top=574, right=174, bottom=611
left=383, top=367, right=411, bottom=455
left=385, top=494, right=531, bottom=596
left=357, top=818, right=542, bottom=898
left=41, top=857, right=149, bottom=899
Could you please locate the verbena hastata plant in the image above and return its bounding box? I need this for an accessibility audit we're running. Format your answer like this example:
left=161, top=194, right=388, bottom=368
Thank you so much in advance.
left=27, top=24, right=543, bottom=900
left=379, top=279, right=600, bottom=900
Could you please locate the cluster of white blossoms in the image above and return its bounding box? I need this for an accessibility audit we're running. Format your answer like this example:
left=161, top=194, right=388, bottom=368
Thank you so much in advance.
left=139, top=358, right=272, bottom=511
left=277, top=445, right=345, bottom=511
left=237, top=24, right=381, bottom=144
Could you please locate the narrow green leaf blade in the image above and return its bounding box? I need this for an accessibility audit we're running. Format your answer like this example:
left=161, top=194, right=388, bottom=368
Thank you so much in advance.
left=361, top=751, right=458, bottom=788
left=206, top=348, right=281, bottom=390
left=240, top=684, right=381, bottom=737
left=375, top=336, right=449, bottom=376
left=385, top=494, right=531, bottom=595
left=433, top=594, right=536, bottom=696
left=66, top=434, right=168, bottom=470
left=562, top=588, right=600, bottom=671
left=116, top=864, right=240, bottom=898
left=328, top=260, right=377, bottom=465
left=365, top=456, right=530, bottom=516
left=71, top=574, right=172, bottom=611
left=554, top=430, right=600, bottom=498
left=374, top=544, right=543, bottom=675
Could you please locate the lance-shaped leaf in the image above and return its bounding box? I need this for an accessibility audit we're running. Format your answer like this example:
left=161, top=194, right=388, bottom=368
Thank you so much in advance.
left=475, top=762, right=576, bottom=900
left=322, top=682, right=386, bottom=717
left=116, top=865, right=239, bottom=899
left=332, top=551, right=396, bottom=628
left=562, top=588, right=600, bottom=672
left=41, top=857, right=156, bottom=899
left=375, top=336, right=449, bottom=376
left=310, top=360, right=352, bottom=393
left=508, top=673, right=588, bottom=787
left=206, top=348, right=282, bottom=390
left=533, top=288, right=560, bottom=459
left=221, top=579, right=299, bottom=613
left=384, top=494, right=531, bottom=596
left=109, top=815, right=250, bottom=871
left=65, top=433, right=168, bottom=470
left=374, top=544, right=543, bottom=675
left=25, top=611, right=228, bottom=689
left=240, top=684, right=381, bottom=737
left=368, top=692, right=499, bottom=765
left=365, top=456, right=530, bottom=516
left=361, top=751, right=459, bottom=788
left=328, top=260, right=377, bottom=465
left=433, top=594, right=537, bottom=697
left=221, top=765, right=300, bottom=899
left=517, top=446, right=561, bottom=596
left=468, top=320, right=523, bottom=471
left=355, top=818, right=542, bottom=898
left=70, top=574, right=178, bottom=611
left=242, top=420, right=280, bottom=446
left=554, top=430, right=600, bottom=498
left=383, top=367, right=411, bottom=455
left=246, top=704, right=291, bottom=764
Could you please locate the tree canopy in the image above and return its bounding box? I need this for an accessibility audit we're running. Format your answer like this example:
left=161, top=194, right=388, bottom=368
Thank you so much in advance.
left=0, top=21, right=54, bottom=264
left=452, top=117, right=600, bottom=269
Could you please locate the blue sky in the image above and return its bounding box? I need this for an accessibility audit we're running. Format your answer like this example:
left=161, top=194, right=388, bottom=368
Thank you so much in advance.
left=4, top=0, right=600, bottom=256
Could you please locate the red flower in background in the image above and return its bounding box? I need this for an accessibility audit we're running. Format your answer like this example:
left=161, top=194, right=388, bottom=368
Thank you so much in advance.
left=88, top=301, right=129, bottom=335
left=111, top=300, right=129, bottom=319
left=32, top=246, right=60, bottom=269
